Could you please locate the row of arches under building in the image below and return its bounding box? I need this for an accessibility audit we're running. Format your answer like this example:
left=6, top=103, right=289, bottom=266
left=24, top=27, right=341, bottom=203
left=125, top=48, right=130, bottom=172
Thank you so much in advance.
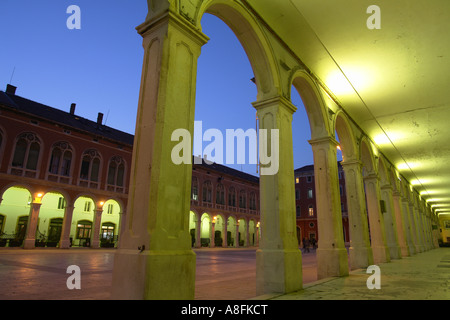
left=0, top=185, right=262, bottom=250
left=189, top=210, right=260, bottom=248
left=0, top=186, right=123, bottom=249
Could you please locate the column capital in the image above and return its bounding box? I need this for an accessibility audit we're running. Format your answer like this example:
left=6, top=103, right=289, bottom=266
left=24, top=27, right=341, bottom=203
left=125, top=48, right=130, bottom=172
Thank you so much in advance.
left=308, top=136, right=339, bottom=148
left=392, top=190, right=402, bottom=198
left=30, top=201, right=43, bottom=209
left=136, top=8, right=209, bottom=46
left=252, top=95, right=297, bottom=114
left=363, top=172, right=380, bottom=182
left=340, top=159, right=363, bottom=170
left=380, top=183, right=393, bottom=191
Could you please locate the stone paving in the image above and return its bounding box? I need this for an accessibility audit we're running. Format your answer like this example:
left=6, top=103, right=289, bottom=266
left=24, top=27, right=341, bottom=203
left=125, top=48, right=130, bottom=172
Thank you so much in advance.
left=0, top=246, right=448, bottom=300
left=267, top=247, right=450, bottom=300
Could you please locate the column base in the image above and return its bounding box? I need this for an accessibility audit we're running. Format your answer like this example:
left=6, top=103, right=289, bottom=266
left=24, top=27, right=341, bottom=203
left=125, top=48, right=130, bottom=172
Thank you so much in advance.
left=388, top=245, right=402, bottom=260
left=348, top=246, right=373, bottom=270
left=60, top=240, right=71, bottom=249
left=111, top=249, right=196, bottom=300
left=256, top=248, right=302, bottom=295
left=372, top=245, right=390, bottom=264
left=317, top=247, right=349, bottom=279
left=400, top=244, right=410, bottom=257
left=23, top=239, right=35, bottom=250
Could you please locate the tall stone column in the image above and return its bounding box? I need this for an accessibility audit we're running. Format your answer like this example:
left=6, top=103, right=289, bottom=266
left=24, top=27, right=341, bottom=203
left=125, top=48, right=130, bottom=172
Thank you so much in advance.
left=60, top=204, right=75, bottom=249
left=340, top=160, right=373, bottom=269
left=117, top=209, right=126, bottom=248
left=421, top=208, right=431, bottom=250
left=364, top=173, right=390, bottom=263
left=256, top=223, right=260, bottom=247
left=308, top=136, right=348, bottom=279
left=401, top=197, right=416, bottom=255
left=223, top=217, right=228, bottom=248
left=111, top=9, right=208, bottom=300
left=195, top=216, right=201, bottom=248
left=254, top=96, right=303, bottom=295
left=409, top=202, right=421, bottom=253
left=210, top=219, right=215, bottom=248
left=392, top=191, right=410, bottom=256
left=380, top=184, right=402, bottom=259
left=245, top=220, right=250, bottom=247
left=91, top=207, right=103, bottom=248
left=235, top=221, right=240, bottom=248
left=23, top=200, right=42, bottom=249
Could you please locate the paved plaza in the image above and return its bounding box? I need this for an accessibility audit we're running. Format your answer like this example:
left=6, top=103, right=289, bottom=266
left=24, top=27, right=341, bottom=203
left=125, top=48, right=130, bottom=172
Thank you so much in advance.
left=0, top=247, right=448, bottom=300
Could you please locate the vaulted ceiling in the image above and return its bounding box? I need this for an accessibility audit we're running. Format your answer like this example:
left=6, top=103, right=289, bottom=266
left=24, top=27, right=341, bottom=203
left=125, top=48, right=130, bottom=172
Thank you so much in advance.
left=247, top=0, right=450, bottom=216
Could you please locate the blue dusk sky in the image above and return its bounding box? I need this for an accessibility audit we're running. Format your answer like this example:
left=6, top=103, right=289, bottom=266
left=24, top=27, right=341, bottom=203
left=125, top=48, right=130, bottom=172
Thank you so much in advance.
left=0, top=1, right=329, bottom=176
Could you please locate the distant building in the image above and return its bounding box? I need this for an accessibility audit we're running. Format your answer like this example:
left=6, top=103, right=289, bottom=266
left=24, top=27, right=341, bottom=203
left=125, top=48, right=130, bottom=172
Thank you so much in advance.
left=294, top=163, right=349, bottom=246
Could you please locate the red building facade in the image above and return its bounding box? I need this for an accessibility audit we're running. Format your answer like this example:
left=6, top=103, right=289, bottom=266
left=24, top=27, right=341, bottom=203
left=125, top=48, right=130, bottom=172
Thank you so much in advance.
left=295, top=163, right=350, bottom=247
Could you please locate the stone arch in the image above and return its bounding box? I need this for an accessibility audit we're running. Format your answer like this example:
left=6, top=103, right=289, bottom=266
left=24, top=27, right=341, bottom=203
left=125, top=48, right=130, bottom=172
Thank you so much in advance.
left=291, top=70, right=332, bottom=140
left=378, top=156, right=390, bottom=186
left=200, top=212, right=212, bottom=246
left=212, top=213, right=226, bottom=247
left=197, top=0, right=279, bottom=100
left=360, top=137, right=376, bottom=176
left=334, top=111, right=357, bottom=162
left=0, top=183, right=34, bottom=200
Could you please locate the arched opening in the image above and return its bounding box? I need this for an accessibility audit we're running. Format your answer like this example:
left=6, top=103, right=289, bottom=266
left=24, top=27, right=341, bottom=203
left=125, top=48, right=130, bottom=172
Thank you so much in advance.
left=72, top=196, right=96, bottom=247
left=238, top=218, right=247, bottom=247
left=361, top=139, right=389, bottom=264
left=38, top=191, right=67, bottom=247
left=291, top=72, right=348, bottom=280
left=100, top=199, right=122, bottom=248
left=189, top=210, right=198, bottom=247
left=227, top=215, right=237, bottom=247
left=0, top=186, right=32, bottom=247
left=200, top=213, right=212, bottom=247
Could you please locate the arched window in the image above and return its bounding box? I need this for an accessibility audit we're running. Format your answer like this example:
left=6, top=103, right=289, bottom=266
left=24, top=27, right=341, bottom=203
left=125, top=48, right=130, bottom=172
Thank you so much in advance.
left=191, top=177, right=199, bottom=201
left=202, top=181, right=212, bottom=203
left=79, top=149, right=101, bottom=188
left=106, top=156, right=126, bottom=192
left=48, top=142, right=73, bottom=183
left=249, top=192, right=257, bottom=210
left=216, top=184, right=225, bottom=205
left=228, top=187, right=236, bottom=207
left=11, top=133, right=41, bottom=177
left=239, top=190, right=247, bottom=209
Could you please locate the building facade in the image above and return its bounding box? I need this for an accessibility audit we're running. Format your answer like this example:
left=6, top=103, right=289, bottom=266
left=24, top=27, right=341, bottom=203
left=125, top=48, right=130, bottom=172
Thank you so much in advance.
left=295, top=163, right=349, bottom=246
left=0, top=85, right=260, bottom=249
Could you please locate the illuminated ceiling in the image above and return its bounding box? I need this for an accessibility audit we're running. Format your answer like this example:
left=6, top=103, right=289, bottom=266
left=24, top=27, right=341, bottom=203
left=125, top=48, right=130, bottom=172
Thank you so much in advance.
left=247, top=0, right=450, bottom=216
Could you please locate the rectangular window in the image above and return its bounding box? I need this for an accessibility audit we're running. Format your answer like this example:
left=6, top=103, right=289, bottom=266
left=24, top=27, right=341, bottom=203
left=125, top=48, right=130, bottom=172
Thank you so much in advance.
left=107, top=203, right=113, bottom=214
left=308, top=206, right=314, bottom=217
left=57, top=197, right=66, bottom=210
left=295, top=177, right=299, bottom=184
left=192, top=186, right=198, bottom=201
left=84, top=201, right=91, bottom=212
left=307, top=189, right=313, bottom=199
left=307, top=176, right=312, bottom=183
